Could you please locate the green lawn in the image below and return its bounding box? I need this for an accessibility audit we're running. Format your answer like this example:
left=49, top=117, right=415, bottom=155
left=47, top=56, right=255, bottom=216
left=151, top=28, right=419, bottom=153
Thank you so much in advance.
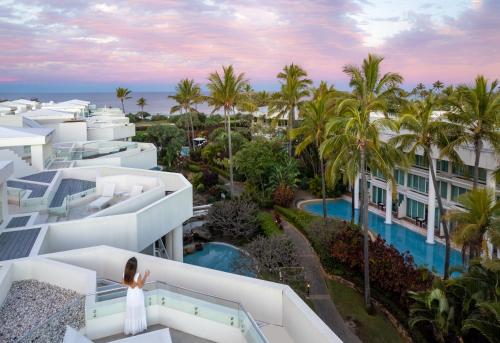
left=327, top=279, right=403, bottom=343
left=257, top=211, right=283, bottom=237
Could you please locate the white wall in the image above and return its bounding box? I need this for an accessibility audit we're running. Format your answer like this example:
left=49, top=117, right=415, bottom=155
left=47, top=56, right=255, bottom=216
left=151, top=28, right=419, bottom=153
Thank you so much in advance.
left=0, top=149, right=36, bottom=177
left=87, top=124, right=135, bottom=141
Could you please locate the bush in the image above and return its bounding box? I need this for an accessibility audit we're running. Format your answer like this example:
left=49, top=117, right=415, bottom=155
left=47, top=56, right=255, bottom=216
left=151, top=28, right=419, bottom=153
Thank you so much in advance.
left=257, top=211, right=282, bottom=237
left=207, top=185, right=229, bottom=202
left=187, top=163, right=202, bottom=173
left=306, top=218, right=346, bottom=271
left=307, top=175, right=348, bottom=198
left=273, top=206, right=315, bottom=231
left=331, top=227, right=433, bottom=306
left=190, top=149, right=202, bottom=162
left=206, top=198, right=260, bottom=241
left=272, top=185, right=294, bottom=207
left=246, top=235, right=298, bottom=276
left=201, top=169, right=219, bottom=188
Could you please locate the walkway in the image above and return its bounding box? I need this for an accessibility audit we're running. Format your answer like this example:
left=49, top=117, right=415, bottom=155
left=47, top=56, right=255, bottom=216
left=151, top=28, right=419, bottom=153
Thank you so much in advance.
left=282, top=220, right=361, bottom=343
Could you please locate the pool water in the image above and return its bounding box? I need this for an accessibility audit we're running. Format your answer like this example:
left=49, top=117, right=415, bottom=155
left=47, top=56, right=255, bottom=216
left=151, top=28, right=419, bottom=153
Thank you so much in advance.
left=184, top=242, right=256, bottom=277
left=302, top=199, right=463, bottom=276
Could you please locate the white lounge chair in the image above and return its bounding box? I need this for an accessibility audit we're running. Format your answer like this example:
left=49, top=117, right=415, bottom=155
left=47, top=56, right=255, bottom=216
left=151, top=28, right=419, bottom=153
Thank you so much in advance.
left=88, top=183, right=115, bottom=210
left=129, top=185, right=143, bottom=197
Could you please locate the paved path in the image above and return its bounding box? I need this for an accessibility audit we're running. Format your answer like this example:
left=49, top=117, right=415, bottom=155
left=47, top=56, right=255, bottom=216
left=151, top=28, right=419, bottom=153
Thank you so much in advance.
left=282, top=220, right=361, bottom=343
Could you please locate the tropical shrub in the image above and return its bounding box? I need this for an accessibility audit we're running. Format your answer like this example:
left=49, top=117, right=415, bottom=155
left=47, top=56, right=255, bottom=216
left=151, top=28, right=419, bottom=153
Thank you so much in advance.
left=246, top=235, right=298, bottom=276
left=409, top=261, right=500, bottom=343
left=206, top=198, right=260, bottom=241
left=190, top=149, right=202, bottom=162
left=201, top=169, right=219, bottom=188
left=331, top=227, right=433, bottom=305
left=272, top=185, right=294, bottom=207
left=273, top=206, right=315, bottom=232
left=307, top=175, right=347, bottom=198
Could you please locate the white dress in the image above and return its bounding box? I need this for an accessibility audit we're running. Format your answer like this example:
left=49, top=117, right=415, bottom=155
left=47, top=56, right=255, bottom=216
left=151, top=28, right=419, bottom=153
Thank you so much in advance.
left=124, top=273, right=148, bottom=335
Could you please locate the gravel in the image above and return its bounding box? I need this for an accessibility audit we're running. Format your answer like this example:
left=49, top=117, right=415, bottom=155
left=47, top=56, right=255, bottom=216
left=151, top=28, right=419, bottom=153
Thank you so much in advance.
left=0, top=279, right=85, bottom=343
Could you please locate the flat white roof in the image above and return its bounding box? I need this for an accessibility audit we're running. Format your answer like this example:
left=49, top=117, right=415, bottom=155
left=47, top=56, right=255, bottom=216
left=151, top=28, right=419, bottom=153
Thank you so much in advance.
left=0, top=125, right=53, bottom=146
left=22, top=108, right=76, bottom=118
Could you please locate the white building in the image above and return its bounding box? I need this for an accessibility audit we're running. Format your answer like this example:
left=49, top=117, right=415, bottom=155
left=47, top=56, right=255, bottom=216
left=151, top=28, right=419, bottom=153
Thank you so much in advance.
left=353, top=112, right=499, bottom=246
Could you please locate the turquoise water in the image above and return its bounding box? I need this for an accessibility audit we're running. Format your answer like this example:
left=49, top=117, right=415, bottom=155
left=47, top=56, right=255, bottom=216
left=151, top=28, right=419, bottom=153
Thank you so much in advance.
left=302, top=199, right=463, bottom=276
left=184, top=242, right=256, bottom=277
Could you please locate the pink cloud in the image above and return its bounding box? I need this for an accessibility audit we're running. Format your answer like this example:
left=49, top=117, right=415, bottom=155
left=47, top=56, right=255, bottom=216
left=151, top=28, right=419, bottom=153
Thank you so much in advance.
left=0, top=0, right=498, bottom=90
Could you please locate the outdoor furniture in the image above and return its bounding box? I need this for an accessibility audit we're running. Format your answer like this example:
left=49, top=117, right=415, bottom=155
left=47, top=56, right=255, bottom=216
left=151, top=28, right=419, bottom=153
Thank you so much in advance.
left=415, top=217, right=425, bottom=227
left=377, top=202, right=385, bottom=211
left=88, top=183, right=115, bottom=210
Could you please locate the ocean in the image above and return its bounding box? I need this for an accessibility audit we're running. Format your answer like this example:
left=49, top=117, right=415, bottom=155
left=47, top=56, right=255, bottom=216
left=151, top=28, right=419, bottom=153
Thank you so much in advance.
left=0, top=92, right=215, bottom=115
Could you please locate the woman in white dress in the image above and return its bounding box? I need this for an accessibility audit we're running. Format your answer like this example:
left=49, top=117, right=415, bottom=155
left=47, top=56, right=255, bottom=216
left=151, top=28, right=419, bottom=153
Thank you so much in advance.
left=122, top=257, right=150, bottom=335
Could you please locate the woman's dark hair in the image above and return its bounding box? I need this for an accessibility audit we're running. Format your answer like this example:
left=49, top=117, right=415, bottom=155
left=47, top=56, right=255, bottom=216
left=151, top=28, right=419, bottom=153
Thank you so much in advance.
left=123, top=257, right=138, bottom=285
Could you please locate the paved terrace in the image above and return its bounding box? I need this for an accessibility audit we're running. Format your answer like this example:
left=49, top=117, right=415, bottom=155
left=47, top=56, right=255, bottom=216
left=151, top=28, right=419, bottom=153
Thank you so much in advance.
left=0, top=228, right=41, bottom=261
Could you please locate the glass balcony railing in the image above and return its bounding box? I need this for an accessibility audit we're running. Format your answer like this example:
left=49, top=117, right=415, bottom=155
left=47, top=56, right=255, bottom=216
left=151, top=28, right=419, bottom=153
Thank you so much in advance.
left=18, top=280, right=268, bottom=343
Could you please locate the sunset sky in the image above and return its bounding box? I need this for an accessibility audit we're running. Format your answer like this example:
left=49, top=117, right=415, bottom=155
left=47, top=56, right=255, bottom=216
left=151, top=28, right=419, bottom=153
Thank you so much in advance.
left=0, top=0, right=498, bottom=92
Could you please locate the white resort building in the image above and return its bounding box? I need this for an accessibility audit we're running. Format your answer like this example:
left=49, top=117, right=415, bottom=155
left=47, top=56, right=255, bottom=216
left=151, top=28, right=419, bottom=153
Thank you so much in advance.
left=0, top=99, right=340, bottom=342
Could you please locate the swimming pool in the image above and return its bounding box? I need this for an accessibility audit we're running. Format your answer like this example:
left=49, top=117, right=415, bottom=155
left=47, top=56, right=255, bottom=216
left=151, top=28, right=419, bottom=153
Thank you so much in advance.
left=184, top=242, right=256, bottom=277
left=302, top=199, right=463, bottom=276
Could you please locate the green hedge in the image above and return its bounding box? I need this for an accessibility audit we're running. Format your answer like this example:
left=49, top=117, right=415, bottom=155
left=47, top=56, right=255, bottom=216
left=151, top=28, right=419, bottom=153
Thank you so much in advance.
left=257, top=211, right=282, bottom=237
left=209, top=165, right=230, bottom=179
left=273, top=206, right=315, bottom=232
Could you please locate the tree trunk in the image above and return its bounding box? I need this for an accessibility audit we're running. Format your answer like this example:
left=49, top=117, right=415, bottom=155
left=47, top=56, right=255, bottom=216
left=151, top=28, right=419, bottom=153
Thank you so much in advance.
left=183, top=109, right=191, bottom=149
left=428, top=154, right=451, bottom=279
left=320, top=157, right=327, bottom=223
left=226, top=108, right=234, bottom=197
left=189, top=112, right=195, bottom=149
left=351, top=186, right=355, bottom=225
left=288, top=106, right=294, bottom=157
left=121, top=99, right=125, bottom=114
left=360, top=144, right=371, bottom=310
left=473, top=138, right=482, bottom=189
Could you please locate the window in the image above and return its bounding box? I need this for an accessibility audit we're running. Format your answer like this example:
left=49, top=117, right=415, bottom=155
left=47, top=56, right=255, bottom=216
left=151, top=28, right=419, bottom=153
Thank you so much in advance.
left=394, top=169, right=405, bottom=186
left=452, top=163, right=486, bottom=182
left=406, top=198, right=426, bottom=219
left=414, top=154, right=429, bottom=169
left=436, top=160, right=449, bottom=173
left=451, top=185, right=468, bottom=202
left=372, top=186, right=386, bottom=204
left=437, top=181, right=448, bottom=199
left=372, top=169, right=385, bottom=180
left=408, top=173, right=429, bottom=194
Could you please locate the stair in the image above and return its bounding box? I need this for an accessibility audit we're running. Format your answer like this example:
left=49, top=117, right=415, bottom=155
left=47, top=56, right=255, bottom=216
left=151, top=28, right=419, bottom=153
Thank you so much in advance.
left=0, top=148, right=37, bottom=177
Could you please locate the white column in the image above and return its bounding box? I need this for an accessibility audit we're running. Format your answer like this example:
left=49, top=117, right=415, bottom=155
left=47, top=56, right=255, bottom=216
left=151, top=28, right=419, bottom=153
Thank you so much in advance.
left=172, top=225, right=183, bottom=262
left=165, top=232, right=173, bottom=260
left=354, top=175, right=360, bottom=209
left=30, top=145, right=45, bottom=171
left=0, top=184, right=7, bottom=224
left=385, top=181, right=392, bottom=224
left=487, top=170, right=497, bottom=202
left=426, top=159, right=436, bottom=245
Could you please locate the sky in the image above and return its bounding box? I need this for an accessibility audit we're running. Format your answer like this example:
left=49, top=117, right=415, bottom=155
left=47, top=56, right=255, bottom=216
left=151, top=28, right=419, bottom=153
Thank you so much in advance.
left=0, top=0, right=499, bottom=92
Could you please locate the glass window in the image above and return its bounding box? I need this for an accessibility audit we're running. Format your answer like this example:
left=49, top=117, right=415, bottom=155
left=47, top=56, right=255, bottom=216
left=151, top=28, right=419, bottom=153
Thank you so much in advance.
left=406, top=198, right=426, bottom=219
left=408, top=173, right=429, bottom=194
left=372, top=169, right=385, bottom=180
left=394, top=169, right=405, bottom=186
left=437, top=181, right=448, bottom=199
left=372, top=186, right=386, bottom=204
left=414, top=154, right=429, bottom=169
left=452, top=163, right=486, bottom=182
left=436, top=160, right=449, bottom=173
left=451, top=185, right=468, bottom=202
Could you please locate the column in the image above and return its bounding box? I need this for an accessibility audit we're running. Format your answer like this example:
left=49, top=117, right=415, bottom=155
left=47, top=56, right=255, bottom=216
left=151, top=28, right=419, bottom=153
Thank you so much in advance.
left=354, top=175, right=360, bottom=209
left=487, top=170, right=497, bottom=202
left=385, top=181, right=392, bottom=224
left=426, top=159, right=436, bottom=244
left=30, top=145, right=45, bottom=171
left=172, top=225, right=183, bottom=262
left=165, top=232, right=173, bottom=259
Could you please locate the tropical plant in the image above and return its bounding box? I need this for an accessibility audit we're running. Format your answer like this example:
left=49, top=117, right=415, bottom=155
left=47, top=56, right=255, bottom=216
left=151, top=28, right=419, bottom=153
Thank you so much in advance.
left=268, top=157, right=299, bottom=207
left=432, top=80, right=444, bottom=93
left=409, top=261, right=500, bottom=343
left=446, top=188, right=500, bottom=261
left=206, top=198, right=260, bottom=240
left=246, top=235, right=298, bottom=276
left=291, top=89, right=336, bottom=221
left=269, top=63, right=312, bottom=156
left=145, top=125, right=185, bottom=169
left=116, top=87, right=132, bottom=113
left=444, top=75, right=500, bottom=188
left=169, top=79, right=203, bottom=149
left=320, top=53, right=404, bottom=309
left=390, top=94, right=458, bottom=279
left=207, top=65, right=250, bottom=197
left=137, top=97, right=147, bottom=111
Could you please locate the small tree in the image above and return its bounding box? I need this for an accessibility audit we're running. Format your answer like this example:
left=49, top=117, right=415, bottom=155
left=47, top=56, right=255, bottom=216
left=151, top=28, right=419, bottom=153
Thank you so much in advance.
left=246, top=235, right=298, bottom=276
left=206, top=198, right=260, bottom=240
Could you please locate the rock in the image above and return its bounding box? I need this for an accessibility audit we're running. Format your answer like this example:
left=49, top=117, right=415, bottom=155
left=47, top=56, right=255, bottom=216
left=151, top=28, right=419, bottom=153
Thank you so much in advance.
left=191, top=227, right=212, bottom=241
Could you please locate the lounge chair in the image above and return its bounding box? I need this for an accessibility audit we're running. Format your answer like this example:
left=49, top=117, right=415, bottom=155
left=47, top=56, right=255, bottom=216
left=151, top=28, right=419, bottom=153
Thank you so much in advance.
left=88, top=183, right=115, bottom=210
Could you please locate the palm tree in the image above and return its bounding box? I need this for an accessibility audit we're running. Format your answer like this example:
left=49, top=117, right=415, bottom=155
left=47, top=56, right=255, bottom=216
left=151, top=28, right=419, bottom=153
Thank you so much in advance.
left=446, top=188, right=499, bottom=261
left=291, top=89, right=336, bottom=222
left=207, top=65, right=250, bottom=197
left=390, top=95, right=458, bottom=279
left=137, top=97, right=147, bottom=111
left=445, top=75, right=500, bottom=189
left=116, top=87, right=132, bottom=113
left=269, top=63, right=312, bottom=156
left=432, top=80, right=444, bottom=93
left=169, top=79, right=203, bottom=149
left=321, top=54, right=404, bottom=309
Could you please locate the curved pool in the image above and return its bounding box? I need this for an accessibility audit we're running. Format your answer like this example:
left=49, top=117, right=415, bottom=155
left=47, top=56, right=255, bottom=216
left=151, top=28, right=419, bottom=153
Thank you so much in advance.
left=184, top=242, right=256, bottom=277
left=302, top=199, right=463, bottom=276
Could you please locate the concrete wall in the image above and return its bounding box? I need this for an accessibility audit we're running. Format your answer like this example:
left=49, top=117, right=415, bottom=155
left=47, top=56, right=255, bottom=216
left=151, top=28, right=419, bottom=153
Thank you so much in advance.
left=87, top=124, right=135, bottom=141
